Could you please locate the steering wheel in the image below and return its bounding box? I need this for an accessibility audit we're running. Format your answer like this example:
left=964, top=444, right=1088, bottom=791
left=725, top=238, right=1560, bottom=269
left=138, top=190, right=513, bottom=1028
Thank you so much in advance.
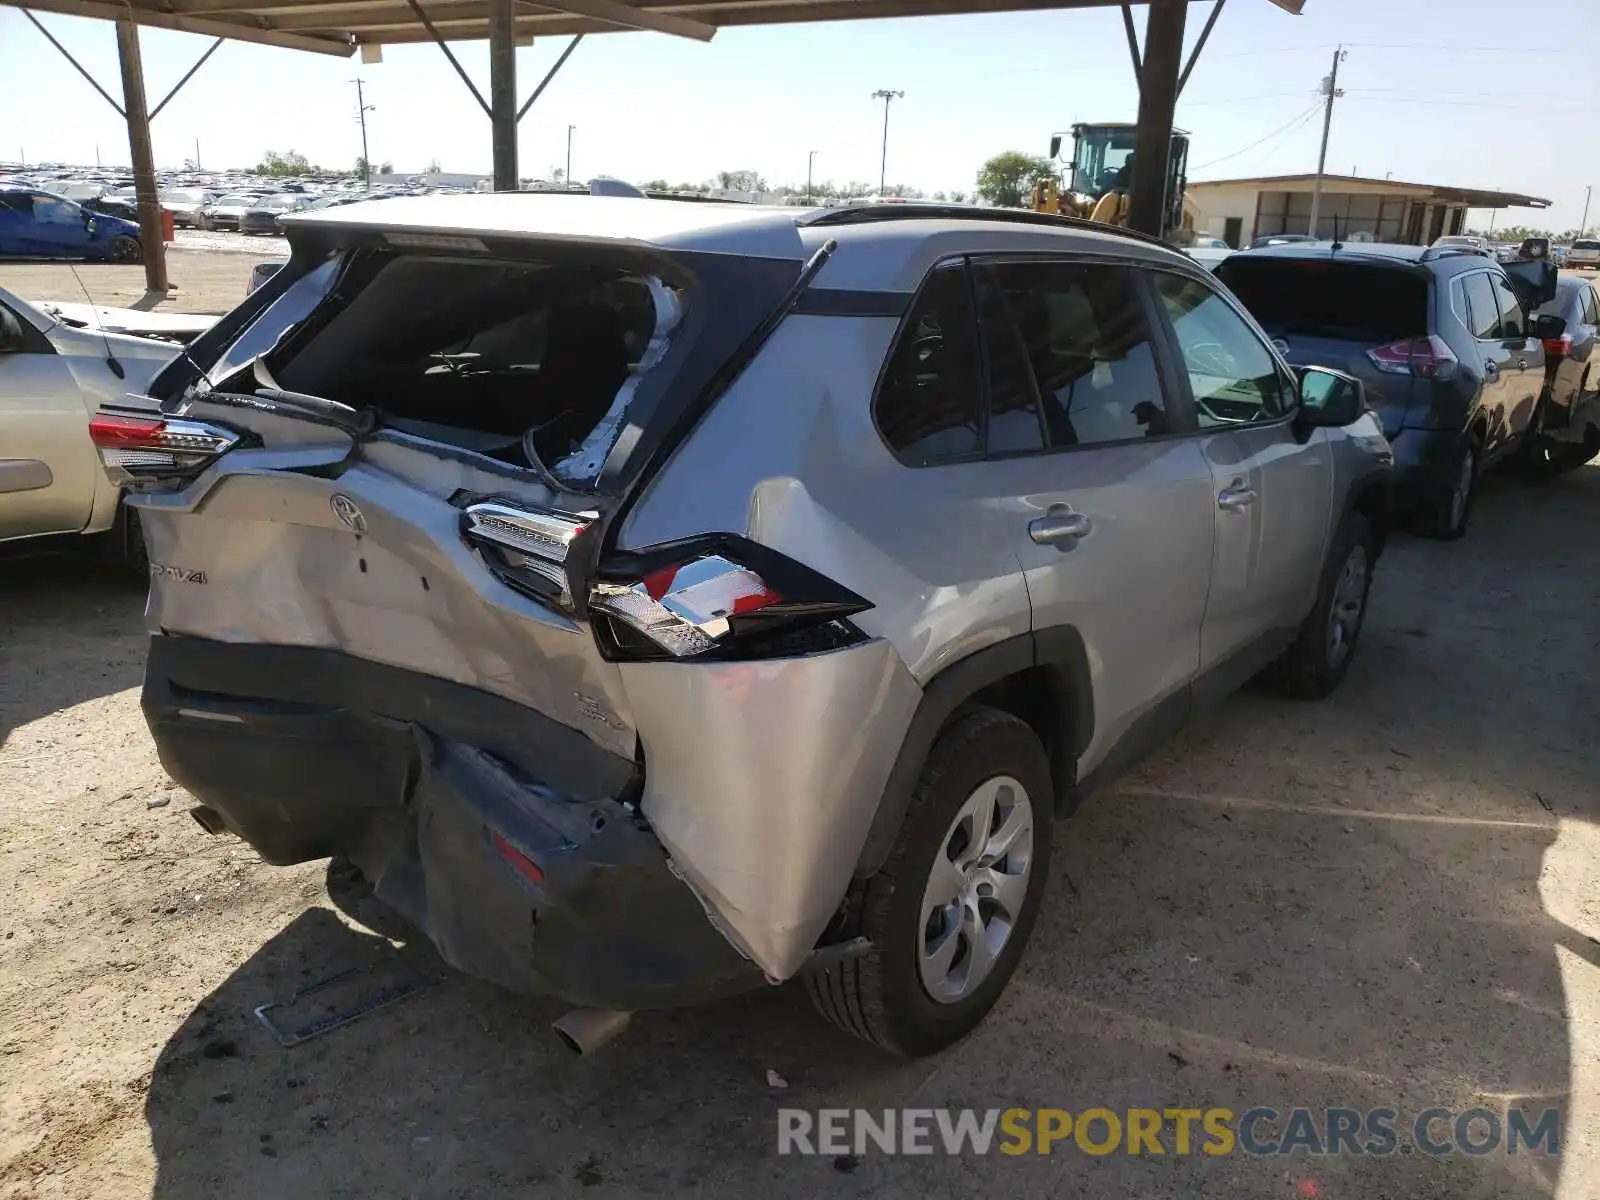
left=908, top=333, right=945, bottom=366
left=1183, top=340, right=1238, bottom=377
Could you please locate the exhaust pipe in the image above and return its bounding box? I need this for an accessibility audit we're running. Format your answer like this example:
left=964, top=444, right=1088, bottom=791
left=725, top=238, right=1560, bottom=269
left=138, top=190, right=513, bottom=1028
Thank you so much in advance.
left=552, top=1008, right=632, bottom=1055
left=190, top=806, right=229, bottom=836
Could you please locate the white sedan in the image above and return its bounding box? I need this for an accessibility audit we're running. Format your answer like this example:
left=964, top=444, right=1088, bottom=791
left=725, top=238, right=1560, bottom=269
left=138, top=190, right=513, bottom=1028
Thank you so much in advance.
left=0, top=285, right=177, bottom=562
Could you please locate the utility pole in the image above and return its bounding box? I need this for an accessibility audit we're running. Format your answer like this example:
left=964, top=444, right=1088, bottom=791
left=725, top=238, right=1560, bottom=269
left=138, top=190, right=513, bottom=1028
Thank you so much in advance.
left=353, top=79, right=375, bottom=189
left=806, top=150, right=817, bottom=204
left=872, top=89, right=902, bottom=197
left=115, top=11, right=167, bottom=294
left=1582, top=185, right=1593, bottom=237
left=1307, top=45, right=1346, bottom=240
left=195, top=138, right=201, bottom=170
left=566, top=124, right=576, bottom=188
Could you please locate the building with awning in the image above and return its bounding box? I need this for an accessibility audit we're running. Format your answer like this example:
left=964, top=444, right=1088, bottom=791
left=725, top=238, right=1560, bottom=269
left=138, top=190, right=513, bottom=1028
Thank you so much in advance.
left=1187, top=172, right=1551, bottom=248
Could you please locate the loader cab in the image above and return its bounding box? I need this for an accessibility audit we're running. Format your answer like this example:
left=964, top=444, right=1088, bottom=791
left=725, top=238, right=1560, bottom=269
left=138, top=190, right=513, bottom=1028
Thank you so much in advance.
left=1048, top=123, right=1190, bottom=234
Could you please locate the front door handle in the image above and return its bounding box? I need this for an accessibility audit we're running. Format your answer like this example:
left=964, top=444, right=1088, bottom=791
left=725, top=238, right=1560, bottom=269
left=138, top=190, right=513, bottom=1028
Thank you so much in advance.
left=1517, top=358, right=1528, bottom=370
left=1217, top=483, right=1258, bottom=511
left=1028, top=506, right=1092, bottom=546
left=1484, top=359, right=1500, bottom=376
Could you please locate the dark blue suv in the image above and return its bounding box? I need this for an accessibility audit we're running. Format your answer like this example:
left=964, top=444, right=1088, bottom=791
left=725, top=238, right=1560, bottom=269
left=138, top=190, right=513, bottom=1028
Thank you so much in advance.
left=1217, top=242, right=1562, bottom=539
left=0, top=186, right=143, bottom=264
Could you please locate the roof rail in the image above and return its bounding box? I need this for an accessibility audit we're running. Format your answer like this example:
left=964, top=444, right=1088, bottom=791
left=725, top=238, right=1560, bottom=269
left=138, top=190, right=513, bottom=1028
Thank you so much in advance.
left=798, top=202, right=1171, bottom=249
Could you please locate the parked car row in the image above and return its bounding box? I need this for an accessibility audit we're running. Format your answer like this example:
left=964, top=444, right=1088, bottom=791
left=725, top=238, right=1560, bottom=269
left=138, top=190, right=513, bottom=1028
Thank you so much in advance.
left=1215, top=239, right=1595, bottom=538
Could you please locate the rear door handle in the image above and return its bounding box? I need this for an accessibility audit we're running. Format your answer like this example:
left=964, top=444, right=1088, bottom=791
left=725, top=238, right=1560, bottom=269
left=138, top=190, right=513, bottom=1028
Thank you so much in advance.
left=1217, top=484, right=1258, bottom=511
left=1484, top=359, right=1500, bottom=376
left=1517, top=358, right=1528, bottom=370
left=1028, top=507, right=1092, bottom=546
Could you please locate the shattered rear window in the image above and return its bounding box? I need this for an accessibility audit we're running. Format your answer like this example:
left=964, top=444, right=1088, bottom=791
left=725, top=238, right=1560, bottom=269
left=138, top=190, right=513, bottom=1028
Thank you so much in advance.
left=265, top=252, right=685, bottom=484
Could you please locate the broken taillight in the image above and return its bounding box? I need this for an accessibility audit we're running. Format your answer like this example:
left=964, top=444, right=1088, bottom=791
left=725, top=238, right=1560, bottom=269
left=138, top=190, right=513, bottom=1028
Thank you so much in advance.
left=89, top=412, right=240, bottom=484
left=588, top=539, right=872, bottom=662
left=462, top=500, right=592, bottom=608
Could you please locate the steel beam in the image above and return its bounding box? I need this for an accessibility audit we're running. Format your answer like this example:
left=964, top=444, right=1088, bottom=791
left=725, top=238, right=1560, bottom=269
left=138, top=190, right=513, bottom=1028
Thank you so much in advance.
left=517, top=33, right=582, bottom=120
left=1176, top=0, right=1224, bottom=96
left=489, top=0, right=518, bottom=190
left=1125, top=0, right=1183, bottom=236
left=403, top=0, right=491, bottom=113
left=115, top=13, right=168, bottom=293
left=19, top=9, right=125, bottom=115
left=149, top=36, right=224, bottom=119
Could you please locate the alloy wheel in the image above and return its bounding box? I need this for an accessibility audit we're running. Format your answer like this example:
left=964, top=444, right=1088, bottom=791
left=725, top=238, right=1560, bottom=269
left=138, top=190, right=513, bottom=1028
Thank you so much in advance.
left=917, top=775, right=1034, bottom=1004
left=1325, top=544, right=1369, bottom=669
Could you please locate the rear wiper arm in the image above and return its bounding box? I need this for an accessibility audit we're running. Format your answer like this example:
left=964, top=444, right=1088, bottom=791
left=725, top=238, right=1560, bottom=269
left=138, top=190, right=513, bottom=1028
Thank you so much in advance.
left=253, top=386, right=379, bottom=439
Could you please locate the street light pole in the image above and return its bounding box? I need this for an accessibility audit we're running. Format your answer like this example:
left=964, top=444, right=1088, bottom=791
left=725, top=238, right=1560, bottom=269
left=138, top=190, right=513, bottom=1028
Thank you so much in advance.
left=871, top=89, right=902, bottom=197
left=1582, top=185, right=1593, bottom=238
left=352, top=79, right=376, bottom=189
left=566, top=124, right=576, bottom=188
left=806, top=150, right=817, bottom=204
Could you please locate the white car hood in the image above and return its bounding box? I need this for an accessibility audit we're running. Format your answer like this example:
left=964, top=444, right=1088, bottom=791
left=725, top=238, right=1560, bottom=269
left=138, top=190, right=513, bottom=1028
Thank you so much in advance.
left=37, top=301, right=217, bottom=342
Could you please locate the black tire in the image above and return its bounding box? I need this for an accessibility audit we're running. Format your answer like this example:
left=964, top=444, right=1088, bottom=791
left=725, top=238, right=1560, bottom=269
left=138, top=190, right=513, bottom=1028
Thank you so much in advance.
left=107, top=235, right=142, bottom=264
left=805, top=708, right=1054, bottom=1057
left=1265, top=512, right=1376, bottom=700
left=1424, top=437, right=1478, bottom=540
left=97, top=503, right=149, bottom=573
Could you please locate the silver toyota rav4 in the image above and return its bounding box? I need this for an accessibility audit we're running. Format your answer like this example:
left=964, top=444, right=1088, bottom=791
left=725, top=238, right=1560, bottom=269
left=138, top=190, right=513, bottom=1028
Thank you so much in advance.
left=95, top=197, right=1393, bottom=1057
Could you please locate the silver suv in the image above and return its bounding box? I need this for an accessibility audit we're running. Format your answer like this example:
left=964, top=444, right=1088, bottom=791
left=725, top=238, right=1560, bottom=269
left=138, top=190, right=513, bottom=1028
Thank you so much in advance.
left=95, top=197, right=1393, bottom=1057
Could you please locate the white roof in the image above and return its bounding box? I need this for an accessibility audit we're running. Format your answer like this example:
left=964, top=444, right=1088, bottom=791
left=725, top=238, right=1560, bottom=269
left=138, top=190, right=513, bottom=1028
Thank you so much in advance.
left=283, top=193, right=809, bottom=260
left=281, top=192, right=1191, bottom=293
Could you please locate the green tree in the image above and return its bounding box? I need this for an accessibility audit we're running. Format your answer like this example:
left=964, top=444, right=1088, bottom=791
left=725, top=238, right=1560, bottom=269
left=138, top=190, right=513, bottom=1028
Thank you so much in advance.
left=715, top=169, right=767, bottom=193
left=975, top=152, right=1055, bottom=208
left=640, top=178, right=672, bottom=191
left=256, top=149, right=314, bottom=177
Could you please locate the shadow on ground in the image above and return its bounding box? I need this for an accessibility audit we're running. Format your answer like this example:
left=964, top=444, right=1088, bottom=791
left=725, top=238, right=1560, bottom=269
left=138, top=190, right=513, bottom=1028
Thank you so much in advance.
left=0, top=555, right=147, bottom=750
left=141, top=466, right=1600, bottom=1199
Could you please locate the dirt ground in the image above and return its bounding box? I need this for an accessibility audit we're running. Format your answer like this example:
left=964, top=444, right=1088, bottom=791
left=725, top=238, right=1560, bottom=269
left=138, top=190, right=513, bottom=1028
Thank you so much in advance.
left=2, top=466, right=1597, bottom=1198
left=0, top=236, right=270, bottom=315
left=3, top=235, right=1600, bottom=1196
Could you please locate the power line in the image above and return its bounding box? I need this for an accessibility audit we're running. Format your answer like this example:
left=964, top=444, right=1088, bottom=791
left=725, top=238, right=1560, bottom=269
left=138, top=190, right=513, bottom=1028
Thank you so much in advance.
left=1189, top=103, right=1320, bottom=171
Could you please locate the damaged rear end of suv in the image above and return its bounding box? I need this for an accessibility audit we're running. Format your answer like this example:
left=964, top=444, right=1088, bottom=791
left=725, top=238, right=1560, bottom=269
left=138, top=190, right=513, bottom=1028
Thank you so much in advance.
left=97, top=195, right=907, bottom=1045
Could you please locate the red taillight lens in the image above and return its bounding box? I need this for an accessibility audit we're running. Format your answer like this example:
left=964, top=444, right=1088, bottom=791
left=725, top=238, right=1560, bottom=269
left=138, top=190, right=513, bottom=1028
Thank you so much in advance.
left=589, top=539, right=870, bottom=662
left=89, top=412, right=239, bottom=481
left=1543, top=335, right=1573, bottom=357
left=1366, top=334, right=1458, bottom=380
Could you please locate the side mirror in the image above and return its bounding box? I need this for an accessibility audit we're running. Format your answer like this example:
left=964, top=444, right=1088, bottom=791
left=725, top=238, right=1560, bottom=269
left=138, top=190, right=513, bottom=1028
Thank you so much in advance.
left=1533, top=313, right=1566, bottom=341
left=0, top=308, right=25, bottom=353
left=1295, top=365, right=1366, bottom=429
left=85, top=216, right=98, bottom=236
left=1049, top=134, right=1062, bottom=159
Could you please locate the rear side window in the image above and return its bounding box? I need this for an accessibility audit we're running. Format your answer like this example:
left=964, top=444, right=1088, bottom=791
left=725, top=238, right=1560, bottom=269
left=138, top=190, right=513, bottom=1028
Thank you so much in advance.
left=978, top=261, right=1171, bottom=446
left=1491, top=274, right=1525, bottom=339
left=1217, top=258, right=1427, bottom=343
left=1584, top=288, right=1600, bottom=326
left=874, top=262, right=983, bottom=464
left=1574, top=240, right=1600, bottom=252
left=1461, top=273, right=1504, bottom=340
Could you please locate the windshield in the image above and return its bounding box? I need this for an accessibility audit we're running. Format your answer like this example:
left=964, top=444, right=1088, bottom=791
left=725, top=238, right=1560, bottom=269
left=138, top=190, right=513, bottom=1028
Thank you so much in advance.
left=1574, top=240, right=1600, bottom=251
left=216, top=195, right=253, bottom=207
left=163, top=189, right=204, bottom=204
left=62, top=183, right=103, bottom=200
left=263, top=195, right=300, bottom=210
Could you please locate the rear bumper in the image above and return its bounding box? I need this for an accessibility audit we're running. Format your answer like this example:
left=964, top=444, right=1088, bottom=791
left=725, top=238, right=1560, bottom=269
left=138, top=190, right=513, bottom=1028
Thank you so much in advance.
left=1386, top=426, right=1467, bottom=510
left=143, top=635, right=759, bottom=1010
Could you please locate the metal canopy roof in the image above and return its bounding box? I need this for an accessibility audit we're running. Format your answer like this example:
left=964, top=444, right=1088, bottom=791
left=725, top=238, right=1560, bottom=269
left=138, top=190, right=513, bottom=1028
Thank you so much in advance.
left=6, top=0, right=1303, bottom=56
left=1190, top=174, right=1553, bottom=210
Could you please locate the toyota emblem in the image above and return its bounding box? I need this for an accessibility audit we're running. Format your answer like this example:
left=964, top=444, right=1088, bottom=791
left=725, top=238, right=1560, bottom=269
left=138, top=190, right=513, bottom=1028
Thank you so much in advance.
left=330, top=494, right=367, bottom=533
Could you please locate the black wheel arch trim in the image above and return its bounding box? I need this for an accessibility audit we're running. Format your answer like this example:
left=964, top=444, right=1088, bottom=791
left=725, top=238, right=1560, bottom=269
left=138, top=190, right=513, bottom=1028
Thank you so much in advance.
left=852, top=626, right=1093, bottom=880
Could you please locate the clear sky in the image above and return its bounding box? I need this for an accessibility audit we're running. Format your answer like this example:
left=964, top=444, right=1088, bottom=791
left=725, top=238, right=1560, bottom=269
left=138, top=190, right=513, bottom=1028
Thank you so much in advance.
left=1, top=0, right=1595, bottom=231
